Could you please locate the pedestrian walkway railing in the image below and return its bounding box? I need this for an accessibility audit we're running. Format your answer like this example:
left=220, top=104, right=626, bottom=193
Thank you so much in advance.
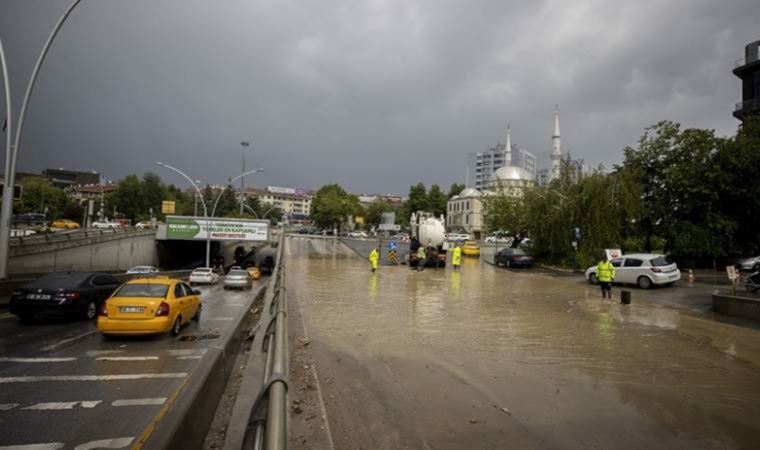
left=238, top=233, right=288, bottom=450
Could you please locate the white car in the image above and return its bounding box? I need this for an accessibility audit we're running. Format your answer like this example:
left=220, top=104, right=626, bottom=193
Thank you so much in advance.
left=189, top=267, right=220, bottom=285
left=126, top=265, right=159, bottom=275
left=585, top=253, right=681, bottom=289
left=347, top=231, right=367, bottom=238
left=91, top=220, right=121, bottom=230
left=447, top=233, right=472, bottom=242
left=485, top=235, right=512, bottom=244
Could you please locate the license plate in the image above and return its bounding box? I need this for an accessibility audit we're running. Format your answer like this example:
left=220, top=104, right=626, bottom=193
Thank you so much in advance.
left=119, top=306, right=145, bottom=313
left=26, top=294, right=51, bottom=300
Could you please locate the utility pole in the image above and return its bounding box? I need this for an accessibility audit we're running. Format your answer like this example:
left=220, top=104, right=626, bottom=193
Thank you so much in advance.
left=240, top=140, right=250, bottom=215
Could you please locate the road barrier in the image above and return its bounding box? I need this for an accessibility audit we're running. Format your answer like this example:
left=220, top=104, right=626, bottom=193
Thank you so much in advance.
left=225, top=234, right=288, bottom=450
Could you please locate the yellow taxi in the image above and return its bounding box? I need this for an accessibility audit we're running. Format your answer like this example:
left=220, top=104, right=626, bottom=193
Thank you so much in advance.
left=97, top=277, right=201, bottom=337
left=51, top=219, right=80, bottom=229
left=247, top=266, right=261, bottom=280
left=462, top=241, right=481, bottom=257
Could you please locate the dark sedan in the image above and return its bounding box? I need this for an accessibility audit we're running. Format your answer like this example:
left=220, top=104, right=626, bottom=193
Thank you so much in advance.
left=10, top=272, right=121, bottom=321
left=495, top=248, right=535, bottom=268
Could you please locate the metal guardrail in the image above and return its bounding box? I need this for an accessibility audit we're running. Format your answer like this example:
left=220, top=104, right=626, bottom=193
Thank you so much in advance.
left=735, top=53, right=759, bottom=68
left=10, top=227, right=156, bottom=246
left=243, top=233, right=288, bottom=450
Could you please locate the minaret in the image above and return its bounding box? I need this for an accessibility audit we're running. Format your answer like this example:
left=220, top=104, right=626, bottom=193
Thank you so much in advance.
left=550, top=105, right=561, bottom=181
left=505, top=124, right=512, bottom=166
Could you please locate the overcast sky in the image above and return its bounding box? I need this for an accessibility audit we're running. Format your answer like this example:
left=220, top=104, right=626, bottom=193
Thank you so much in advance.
left=1, top=0, right=757, bottom=195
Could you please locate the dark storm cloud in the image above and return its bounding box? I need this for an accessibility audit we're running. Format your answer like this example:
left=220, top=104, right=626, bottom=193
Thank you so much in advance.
left=0, top=0, right=757, bottom=194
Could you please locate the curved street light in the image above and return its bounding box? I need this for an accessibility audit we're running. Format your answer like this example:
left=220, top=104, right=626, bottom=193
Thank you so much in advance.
left=155, top=162, right=211, bottom=267
left=209, top=169, right=264, bottom=218
left=0, top=0, right=85, bottom=279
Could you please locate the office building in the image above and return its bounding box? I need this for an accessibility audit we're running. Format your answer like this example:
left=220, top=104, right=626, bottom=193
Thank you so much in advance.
left=733, top=39, right=760, bottom=120
left=246, top=186, right=312, bottom=219
left=43, top=168, right=101, bottom=188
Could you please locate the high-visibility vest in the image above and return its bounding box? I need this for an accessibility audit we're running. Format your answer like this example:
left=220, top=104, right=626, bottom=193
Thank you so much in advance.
left=451, top=247, right=462, bottom=266
left=597, top=261, right=615, bottom=282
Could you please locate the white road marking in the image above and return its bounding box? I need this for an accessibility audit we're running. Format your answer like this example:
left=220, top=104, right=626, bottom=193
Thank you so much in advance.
left=0, top=444, right=64, bottom=450
left=0, top=357, right=77, bottom=363
left=208, top=317, right=234, bottom=321
left=0, top=373, right=187, bottom=383
left=112, top=397, right=166, bottom=407
left=95, top=356, right=159, bottom=361
left=74, top=437, right=134, bottom=450
left=175, top=355, right=203, bottom=360
left=85, top=350, right=124, bottom=357
left=0, top=403, right=19, bottom=410
left=41, top=330, right=97, bottom=352
left=166, top=349, right=207, bottom=356
left=23, top=401, right=101, bottom=410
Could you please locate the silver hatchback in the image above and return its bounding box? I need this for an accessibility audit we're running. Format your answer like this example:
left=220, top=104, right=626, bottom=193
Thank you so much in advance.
left=224, top=269, right=253, bottom=290
left=585, top=253, right=681, bottom=289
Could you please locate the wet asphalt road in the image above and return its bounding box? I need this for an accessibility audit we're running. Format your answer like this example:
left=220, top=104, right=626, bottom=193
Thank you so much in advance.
left=0, top=280, right=264, bottom=449
left=287, top=237, right=760, bottom=449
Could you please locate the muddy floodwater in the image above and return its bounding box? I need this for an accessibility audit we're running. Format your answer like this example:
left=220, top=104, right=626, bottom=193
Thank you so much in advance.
left=286, top=237, right=760, bottom=449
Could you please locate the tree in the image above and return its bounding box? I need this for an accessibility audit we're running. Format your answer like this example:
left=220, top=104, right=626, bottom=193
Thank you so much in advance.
left=15, top=177, right=73, bottom=220
left=109, top=175, right=143, bottom=221
left=365, top=199, right=392, bottom=227
left=427, top=184, right=448, bottom=217
left=482, top=189, right=525, bottom=235
left=310, top=184, right=360, bottom=229
left=448, top=183, right=465, bottom=198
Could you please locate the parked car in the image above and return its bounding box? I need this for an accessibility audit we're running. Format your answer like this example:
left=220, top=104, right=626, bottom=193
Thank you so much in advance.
left=91, top=220, right=121, bottom=230
left=51, top=219, right=80, bottom=230
left=98, top=277, right=201, bottom=337
left=126, top=265, right=159, bottom=275
left=12, top=213, right=47, bottom=227
left=134, top=221, right=155, bottom=230
left=585, top=253, right=681, bottom=289
left=495, top=248, right=535, bottom=268
left=189, top=267, right=220, bottom=285
left=347, top=231, right=367, bottom=238
left=247, top=266, right=261, bottom=280
left=462, top=241, right=481, bottom=257
left=735, top=255, right=760, bottom=273
left=224, top=269, right=253, bottom=290
left=447, top=233, right=471, bottom=242
left=10, top=272, right=121, bottom=321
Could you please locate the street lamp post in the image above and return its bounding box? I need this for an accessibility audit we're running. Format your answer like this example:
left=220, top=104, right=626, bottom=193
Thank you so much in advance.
left=210, top=169, right=264, bottom=219
left=0, top=0, right=85, bottom=279
left=155, top=162, right=211, bottom=267
left=239, top=141, right=250, bottom=215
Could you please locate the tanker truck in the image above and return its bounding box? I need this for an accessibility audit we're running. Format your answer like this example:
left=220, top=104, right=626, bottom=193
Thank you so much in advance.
left=409, top=211, right=447, bottom=268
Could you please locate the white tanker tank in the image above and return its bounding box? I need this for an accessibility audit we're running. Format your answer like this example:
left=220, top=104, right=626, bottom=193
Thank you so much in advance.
left=410, top=211, right=447, bottom=268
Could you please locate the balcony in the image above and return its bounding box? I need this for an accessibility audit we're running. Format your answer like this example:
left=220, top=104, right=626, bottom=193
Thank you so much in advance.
left=733, top=53, right=760, bottom=76
left=734, top=98, right=760, bottom=119
left=735, top=53, right=759, bottom=68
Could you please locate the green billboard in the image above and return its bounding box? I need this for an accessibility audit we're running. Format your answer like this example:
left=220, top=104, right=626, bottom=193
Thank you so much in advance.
left=165, top=216, right=269, bottom=242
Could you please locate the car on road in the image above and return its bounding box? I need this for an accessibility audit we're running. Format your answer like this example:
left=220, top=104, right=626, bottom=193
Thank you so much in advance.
left=91, top=220, right=121, bottom=230
left=10, top=272, right=121, bottom=321
left=347, top=231, right=367, bottom=238
left=247, top=266, right=261, bottom=280
left=189, top=267, right=220, bottom=285
left=126, top=265, right=159, bottom=275
left=98, top=277, right=201, bottom=337
left=462, top=241, right=481, bottom=257
left=224, top=269, right=253, bottom=290
left=447, top=233, right=471, bottom=242
left=260, top=255, right=275, bottom=275
left=495, top=248, right=535, bottom=268
left=735, top=255, right=760, bottom=272
left=585, top=253, right=681, bottom=289
left=134, top=221, right=156, bottom=230
left=51, top=219, right=80, bottom=229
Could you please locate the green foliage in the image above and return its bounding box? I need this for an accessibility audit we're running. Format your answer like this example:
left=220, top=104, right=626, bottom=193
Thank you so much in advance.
left=15, top=177, right=77, bottom=220
left=482, top=189, right=525, bottom=235
left=427, top=184, right=448, bottom=217
left=448, top=183, right=465, bottom=198
left=310, top=184, right=360, bottom=229
left=365, top=199, right=392, bottom=227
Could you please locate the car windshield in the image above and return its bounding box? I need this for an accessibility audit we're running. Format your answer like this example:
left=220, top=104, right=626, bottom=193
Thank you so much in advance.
left=115, top=283, right=169, bottom=298
left=229, top=270, right=248, bottom=276
left=650, top=256, right=673, bottom=267
left=28, top=272, right=91, bottom=289
left=511, top=249, right=527, bottom=256
left=193, top=268, right=212, bottom=274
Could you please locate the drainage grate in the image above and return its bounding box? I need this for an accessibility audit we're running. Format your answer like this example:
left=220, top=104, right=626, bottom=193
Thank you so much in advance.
left=179, top=333, right=221, bottom=342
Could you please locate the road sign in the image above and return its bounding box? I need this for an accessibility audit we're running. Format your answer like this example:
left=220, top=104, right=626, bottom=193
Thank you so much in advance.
left=379, top=223, right=401, bottom=231
left=726, top=265, right=740, bottom=281
left=165, top=216, right=269, bottom=241
left=161, top=200, right=176, bottom=214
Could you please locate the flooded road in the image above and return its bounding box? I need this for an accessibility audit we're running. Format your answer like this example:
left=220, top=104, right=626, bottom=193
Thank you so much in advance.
left=286, top=237, right=760, bottom=449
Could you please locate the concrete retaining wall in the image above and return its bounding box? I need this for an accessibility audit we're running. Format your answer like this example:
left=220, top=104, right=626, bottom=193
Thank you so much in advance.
left=712, top=292, right=760, bottom=321
left=8, top=231, right=158, bottom=275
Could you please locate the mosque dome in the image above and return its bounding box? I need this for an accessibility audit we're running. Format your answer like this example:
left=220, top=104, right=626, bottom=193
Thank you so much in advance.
left=458, top=187, right=481, bottom=198
left=493, top=166, right=532, bottom=182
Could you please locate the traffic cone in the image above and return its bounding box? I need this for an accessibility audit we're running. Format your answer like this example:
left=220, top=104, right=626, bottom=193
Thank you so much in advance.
left=688, top=269, right=694, bottom=284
